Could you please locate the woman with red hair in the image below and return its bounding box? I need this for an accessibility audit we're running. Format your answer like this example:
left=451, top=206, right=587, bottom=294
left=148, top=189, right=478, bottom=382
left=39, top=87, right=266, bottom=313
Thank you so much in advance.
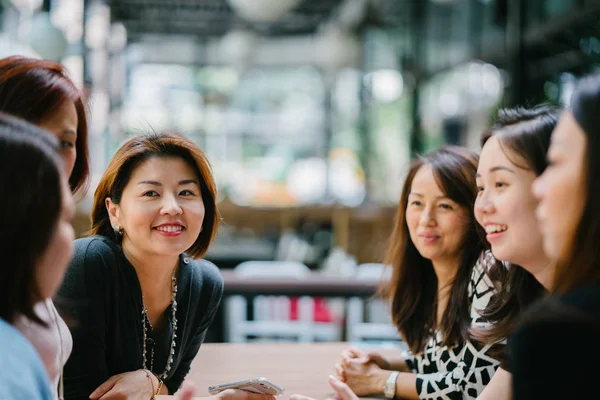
left=0, top=55, right=91, bottom=400
left=0, top=56, right=89, bottom=196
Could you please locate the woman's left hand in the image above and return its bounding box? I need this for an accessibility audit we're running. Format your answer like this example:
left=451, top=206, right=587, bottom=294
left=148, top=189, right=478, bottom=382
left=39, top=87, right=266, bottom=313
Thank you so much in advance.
left=89, top=369, right=156, bottom=400
left=338, top=355, right=388, bottom=397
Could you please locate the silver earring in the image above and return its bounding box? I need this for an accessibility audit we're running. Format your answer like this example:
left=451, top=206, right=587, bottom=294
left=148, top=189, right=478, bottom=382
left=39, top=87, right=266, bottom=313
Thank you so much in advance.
left=113, top=225, right=123, bottom=239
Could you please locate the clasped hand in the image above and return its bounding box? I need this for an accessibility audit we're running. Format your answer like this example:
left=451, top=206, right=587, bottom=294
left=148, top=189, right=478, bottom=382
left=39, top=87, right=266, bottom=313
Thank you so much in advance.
left=334, top=347, right=390, bottom=397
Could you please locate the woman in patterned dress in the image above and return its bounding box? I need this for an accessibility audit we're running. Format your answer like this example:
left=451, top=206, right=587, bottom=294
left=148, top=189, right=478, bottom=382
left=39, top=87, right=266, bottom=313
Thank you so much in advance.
left=333, top=146, right=505, bottom=400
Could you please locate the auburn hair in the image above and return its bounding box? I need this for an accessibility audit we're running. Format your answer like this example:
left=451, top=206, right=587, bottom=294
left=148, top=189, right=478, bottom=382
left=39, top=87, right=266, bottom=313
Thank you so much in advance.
left=0, top=55, right=89, bottom=197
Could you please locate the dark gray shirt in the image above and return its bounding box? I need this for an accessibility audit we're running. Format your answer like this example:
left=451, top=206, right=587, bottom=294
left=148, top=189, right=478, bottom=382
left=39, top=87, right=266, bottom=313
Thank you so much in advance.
left=57, top=236, right=223, bottom=399
left=511, top=284, right=600, bottom=400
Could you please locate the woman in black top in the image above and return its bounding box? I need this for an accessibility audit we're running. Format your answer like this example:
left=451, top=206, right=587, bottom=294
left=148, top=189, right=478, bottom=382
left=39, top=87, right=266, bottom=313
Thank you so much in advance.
left=516, top=73, right=600, bottom=398
left=58, top=133, right=270, bottom=400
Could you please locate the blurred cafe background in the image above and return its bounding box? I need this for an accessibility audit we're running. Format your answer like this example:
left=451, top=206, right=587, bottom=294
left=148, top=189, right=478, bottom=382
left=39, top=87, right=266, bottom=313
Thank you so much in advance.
left=2, top=0, right=600, bottom=344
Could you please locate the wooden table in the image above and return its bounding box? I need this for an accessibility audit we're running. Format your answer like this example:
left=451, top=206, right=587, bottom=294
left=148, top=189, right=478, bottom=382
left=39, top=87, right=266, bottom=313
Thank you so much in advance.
left=158, top=342, right=400, bottom=399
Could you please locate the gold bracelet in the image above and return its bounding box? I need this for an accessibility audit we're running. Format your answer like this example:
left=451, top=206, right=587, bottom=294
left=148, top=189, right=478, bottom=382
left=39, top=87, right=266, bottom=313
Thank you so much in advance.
left=156, top=379, right=164, bottom=395
left=143, top=369, right=156, bottom=400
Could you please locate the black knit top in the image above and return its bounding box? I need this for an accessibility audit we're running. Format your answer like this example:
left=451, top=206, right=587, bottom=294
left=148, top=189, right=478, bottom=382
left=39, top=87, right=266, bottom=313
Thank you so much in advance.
left=57, top=236, right=223, bottom=399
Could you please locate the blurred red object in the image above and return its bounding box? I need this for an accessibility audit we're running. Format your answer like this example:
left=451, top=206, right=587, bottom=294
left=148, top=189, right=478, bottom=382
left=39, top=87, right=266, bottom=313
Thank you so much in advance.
left=289, top=297, right=334, bottom=322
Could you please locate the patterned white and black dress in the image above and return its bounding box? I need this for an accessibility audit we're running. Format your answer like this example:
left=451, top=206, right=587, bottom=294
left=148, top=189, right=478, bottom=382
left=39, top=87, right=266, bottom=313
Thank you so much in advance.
left=402, top=251, right=502, bottom=400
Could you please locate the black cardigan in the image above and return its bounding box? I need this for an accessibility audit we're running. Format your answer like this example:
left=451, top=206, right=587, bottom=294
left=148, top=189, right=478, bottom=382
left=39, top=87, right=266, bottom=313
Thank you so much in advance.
left=511, top=283, right=600, bottom=400
left=58, top=236, right=223, bottom=399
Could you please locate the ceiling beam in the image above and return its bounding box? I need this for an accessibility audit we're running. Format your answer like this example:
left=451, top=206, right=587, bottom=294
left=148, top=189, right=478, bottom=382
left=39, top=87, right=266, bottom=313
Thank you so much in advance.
left=422, top=1, right=600, bottom=79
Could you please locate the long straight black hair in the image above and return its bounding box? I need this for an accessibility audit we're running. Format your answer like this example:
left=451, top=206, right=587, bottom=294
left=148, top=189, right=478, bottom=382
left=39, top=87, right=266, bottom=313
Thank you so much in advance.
left=472, top=105, right=560, bottom=346
left=0, top=113, right=63, bottom=325
left=381, top=146, right=484, bottom=354
left=553, top=73, right=600, bottom=294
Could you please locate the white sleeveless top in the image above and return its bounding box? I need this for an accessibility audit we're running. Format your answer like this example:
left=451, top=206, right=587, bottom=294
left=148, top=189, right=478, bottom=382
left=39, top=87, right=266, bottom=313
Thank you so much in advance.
left=14, top=298, right=73, bottom=400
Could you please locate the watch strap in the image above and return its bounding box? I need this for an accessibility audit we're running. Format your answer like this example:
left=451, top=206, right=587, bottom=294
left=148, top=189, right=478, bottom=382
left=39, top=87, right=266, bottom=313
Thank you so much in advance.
left=384, top=371, right=400, bottom=399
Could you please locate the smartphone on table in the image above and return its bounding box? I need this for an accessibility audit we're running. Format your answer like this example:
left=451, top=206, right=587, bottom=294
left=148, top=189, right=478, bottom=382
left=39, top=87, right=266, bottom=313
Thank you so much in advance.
left=208, top=377, right=284, bottom=396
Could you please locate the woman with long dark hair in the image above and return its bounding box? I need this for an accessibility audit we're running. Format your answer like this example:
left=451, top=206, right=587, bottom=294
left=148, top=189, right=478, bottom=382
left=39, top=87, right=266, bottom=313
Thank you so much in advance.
left=334, top=147, right=504, bottom=399
left=0, top=113, right=74, bottom=399
left=472, top=106, right=560, bottom=399
left=510, top=73, right=600, bottom=399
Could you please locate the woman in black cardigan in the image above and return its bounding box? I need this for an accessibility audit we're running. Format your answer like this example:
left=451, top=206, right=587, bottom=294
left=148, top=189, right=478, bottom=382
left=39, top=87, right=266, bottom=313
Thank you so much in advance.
left=59, top=132, right=272, bottom=400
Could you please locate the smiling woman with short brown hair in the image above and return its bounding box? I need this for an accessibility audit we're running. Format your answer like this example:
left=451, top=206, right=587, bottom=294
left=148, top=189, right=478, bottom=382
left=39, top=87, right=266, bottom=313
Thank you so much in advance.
left=57, top=132, right=230, bottom=399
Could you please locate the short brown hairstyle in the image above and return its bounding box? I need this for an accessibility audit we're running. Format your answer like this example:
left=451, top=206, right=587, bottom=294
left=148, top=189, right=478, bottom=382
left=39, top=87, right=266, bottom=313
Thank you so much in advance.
left=90, top=132, right=219, bottom=258
left=0, top=113, right=64, bottom=325
left=0, top=55, right=90, bottom=197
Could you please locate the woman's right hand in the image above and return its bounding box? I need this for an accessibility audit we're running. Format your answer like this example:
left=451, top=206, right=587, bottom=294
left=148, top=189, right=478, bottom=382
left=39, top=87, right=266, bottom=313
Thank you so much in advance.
left=339, top=348, right=390, bottom=370
left=89, top=369, right=157, bottom=400
left=216, top=389, right=277, bottom=400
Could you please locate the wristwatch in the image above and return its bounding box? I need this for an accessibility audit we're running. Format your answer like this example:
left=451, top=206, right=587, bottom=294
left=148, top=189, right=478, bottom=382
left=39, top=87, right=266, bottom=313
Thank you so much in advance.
left=384, top=371, right=400, bottom=399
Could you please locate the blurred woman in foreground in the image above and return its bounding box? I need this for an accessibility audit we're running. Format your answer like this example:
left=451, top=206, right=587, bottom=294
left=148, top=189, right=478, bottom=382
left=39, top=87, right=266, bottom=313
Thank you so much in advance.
left=0, top=113, right=74, bottom=399
left=0, top=55, right=91, bottom=398
left=512, top=73, right=600, bottom=399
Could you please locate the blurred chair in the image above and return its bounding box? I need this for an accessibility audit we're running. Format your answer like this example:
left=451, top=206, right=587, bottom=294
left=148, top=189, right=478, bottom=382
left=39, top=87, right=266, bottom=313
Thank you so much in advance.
left=346, top=263, right=402, bottom=343
left=225, top=261, right=342, bottom=342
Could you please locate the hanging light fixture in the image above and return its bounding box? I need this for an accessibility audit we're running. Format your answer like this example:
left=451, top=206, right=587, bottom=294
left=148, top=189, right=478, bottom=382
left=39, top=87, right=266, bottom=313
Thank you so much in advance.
left=227, top=0, right=302, bottom=23
left=315, top=24, right=361, bottom=74
left=27, top=12, right=68, bottom=61
left=219, top=29, right=258, bottom=68
left=430, top=0, right=462, bottom=4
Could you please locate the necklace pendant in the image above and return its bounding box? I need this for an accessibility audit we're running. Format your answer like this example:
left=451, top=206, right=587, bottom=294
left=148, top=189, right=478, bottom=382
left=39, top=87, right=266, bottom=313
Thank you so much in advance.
left=140, top=267, right=179, bottom=379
